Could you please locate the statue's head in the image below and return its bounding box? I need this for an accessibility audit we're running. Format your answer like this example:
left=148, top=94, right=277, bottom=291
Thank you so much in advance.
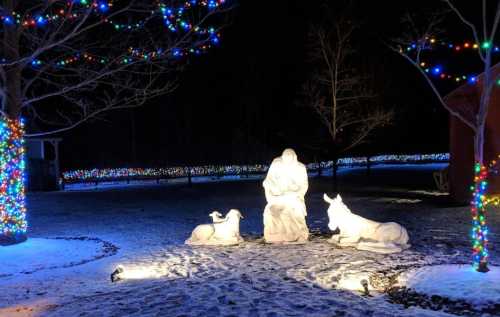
left=323, top=193, right=350, bottom=231
left=209, top=211, right=223, bottom=220
left=226, top=209, right=244, bottom=220
left=281, top=148, right=297, bottom=164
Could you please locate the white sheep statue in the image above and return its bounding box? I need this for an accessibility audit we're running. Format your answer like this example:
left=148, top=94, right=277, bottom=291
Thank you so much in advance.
left=324, top=194, right=410, bottom=254
left=186, top=209, right=244, bottom=246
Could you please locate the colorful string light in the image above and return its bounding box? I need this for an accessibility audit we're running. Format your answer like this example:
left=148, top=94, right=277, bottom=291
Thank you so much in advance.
left=1, top=1, right=111, bottom=27
left=0, top=1, right=227, bottom=245
left=483, top=158, right=500, bottom=208
left=0, top=0, right=227, bottom=29
left=0, top=0, right=226, bottom=66
left=484, top=195, right=500, bottom=207
left=403, top=37, right=500, bottom=85
left=469, top=155, right=500, bottom=272
left=470, top=163, right=490, bottom=272
left=0, top=117, right=27, bottom=245
left=405, top=37, right=500, bottom=54
left=62, top=153, right=450, bottom=183
left=62, top=165, right=270, bottom=182
left=419, top=62, right=479, bottom=84
left=403, top=36, right=500, bottom=272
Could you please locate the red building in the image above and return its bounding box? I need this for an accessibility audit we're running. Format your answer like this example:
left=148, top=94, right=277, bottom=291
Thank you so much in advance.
left=445, top=64, right=500, bottom=203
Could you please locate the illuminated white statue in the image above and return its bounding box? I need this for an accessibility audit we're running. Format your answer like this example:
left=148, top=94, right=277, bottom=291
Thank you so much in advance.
left=263, top=148, right=309, bottom=243
left=209, top=211, right=225, bottom=223
left=186, top=209, right=244, bottom=246
left=324, top=194, right=410, bottom=253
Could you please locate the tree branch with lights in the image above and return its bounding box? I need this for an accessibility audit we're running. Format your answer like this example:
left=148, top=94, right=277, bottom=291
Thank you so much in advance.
left=390, top=0, right=500, bottom=272
left=0, top=0, right=231, bottom=245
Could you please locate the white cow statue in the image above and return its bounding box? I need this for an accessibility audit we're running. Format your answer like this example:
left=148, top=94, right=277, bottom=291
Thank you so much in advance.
left=324, top=194, right=410, bottom=254
left=186, top=209, right=244, bottom=246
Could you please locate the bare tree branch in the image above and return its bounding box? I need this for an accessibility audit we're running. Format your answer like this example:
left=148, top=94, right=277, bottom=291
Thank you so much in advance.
left=0, top=0, right=233, bottom=135
left=443, top=0, right=485, bottom=62
left=393, top=1, right=498, bottom=165
left=386, top=44, right=477, bottom=132
left=299, top=17, right=393, bottom=155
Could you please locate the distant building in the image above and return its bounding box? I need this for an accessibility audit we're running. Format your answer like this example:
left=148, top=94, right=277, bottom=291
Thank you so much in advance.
left=445, top=64, right=500, bottom=203
left=26, top=138, right=62, bottom=191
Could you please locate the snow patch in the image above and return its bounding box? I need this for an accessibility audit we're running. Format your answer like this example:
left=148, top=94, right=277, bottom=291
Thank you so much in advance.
left=408, top=190, right=449, bottom=196
left=400, top=264, right=500, bottom=306
left=374, top=197, right=422, bottom=204
left=0, top=237, right=117, bottom=277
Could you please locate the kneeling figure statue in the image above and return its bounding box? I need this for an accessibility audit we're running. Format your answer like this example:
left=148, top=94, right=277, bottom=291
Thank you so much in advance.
left=324, top=194, right=410, bottom=253
left=263, top=149, right=309, bottom=243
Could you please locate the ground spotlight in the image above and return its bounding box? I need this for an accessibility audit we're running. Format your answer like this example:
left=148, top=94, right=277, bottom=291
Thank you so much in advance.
left=111, top=265, right=124, bottom=283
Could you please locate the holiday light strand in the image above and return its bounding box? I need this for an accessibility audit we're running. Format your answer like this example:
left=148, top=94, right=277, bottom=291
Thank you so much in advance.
left=24, top=38, right=220, bottom=69
left=485, top=196, right=500, bottom=207
left=62, top=153, right=450, bottom=183
left=470, top=163, right=490, bottom=271
left=1, top=0, right=226, bottom=66
left=405, top=37, right=500, bottom=54
left=469, top=155, right=500, bottom=271
left=483, top=157, right=500, bottom=208
left=402, top=37, right=500, bottom=86
left=1, top=1, right=113, bottom=27
left=0, top=117, right=27, bottom=244
left=403, top=35, right=500, bottom=271
left=1, top=0, right=226, bottom=31
left=420, top=62, right=478, bottom=84
left=416, top=61, right=500, bottom=85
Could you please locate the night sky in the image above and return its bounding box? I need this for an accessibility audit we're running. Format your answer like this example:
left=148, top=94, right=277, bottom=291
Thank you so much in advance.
left=58, top=0, right=484, bottom=171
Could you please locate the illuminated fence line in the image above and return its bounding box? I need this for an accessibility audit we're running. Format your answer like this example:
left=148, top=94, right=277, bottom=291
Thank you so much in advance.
left=61, top=153, right=449, bottom=184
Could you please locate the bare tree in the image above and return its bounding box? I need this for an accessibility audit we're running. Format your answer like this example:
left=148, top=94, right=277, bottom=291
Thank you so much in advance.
left=300, top=18, right=393, bottom=189
left=389, top=0, right=500, bottom=272
left=0, top=0, right=231, bottom=135
left=0, top=0, right=231, bottom=245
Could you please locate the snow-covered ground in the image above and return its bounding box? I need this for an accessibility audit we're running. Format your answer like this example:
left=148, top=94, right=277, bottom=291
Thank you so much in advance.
left=400, top=265, right=500, bottom=306
left=1, top=164, right=499, bottom=316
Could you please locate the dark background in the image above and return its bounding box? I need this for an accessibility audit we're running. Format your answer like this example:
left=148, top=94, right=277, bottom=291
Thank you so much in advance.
left=57, top=0, right=487, bottom=171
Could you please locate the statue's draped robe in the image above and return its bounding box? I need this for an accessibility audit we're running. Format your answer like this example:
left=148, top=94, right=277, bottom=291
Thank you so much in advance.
left=263, top=157, right=309, bottom=243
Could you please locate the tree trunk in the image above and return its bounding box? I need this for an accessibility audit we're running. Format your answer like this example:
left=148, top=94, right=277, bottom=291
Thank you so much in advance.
left=129, top=109, right=137, bottom=164
left=3, top=0, right=22, bottom=120
left=4, top=68, right=22, bottom=119
left=0, top=5, right=27, bottom=245
left=0, top=69, right=26, bottom=245
left=332, top=157, right=338, bottom=193
left=470, top=50, right=492, bottom=273
left=0, top=118, right=27, bottom=245
left=472, top=125, right=489, bottom=273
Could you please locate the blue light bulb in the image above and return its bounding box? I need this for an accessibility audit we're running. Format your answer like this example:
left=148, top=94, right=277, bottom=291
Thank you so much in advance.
left=173, top=48, right=182, bottom=57
left=98, top=2, right=109, bottom=12
left=432, top=66, right=442, bottom=75
left=35, top=16, right=47, bottom=26
left=3, top=16, right=13, bottom=25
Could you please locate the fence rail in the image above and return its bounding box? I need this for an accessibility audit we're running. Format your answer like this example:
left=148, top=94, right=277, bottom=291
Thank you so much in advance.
left=60, top=153, right=450, bottom=186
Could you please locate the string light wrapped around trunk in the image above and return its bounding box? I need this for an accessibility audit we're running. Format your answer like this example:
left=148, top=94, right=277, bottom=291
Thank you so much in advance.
left=470, top=156, right=500, bottom=273
left=0, top=117, right=27, bottom=245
